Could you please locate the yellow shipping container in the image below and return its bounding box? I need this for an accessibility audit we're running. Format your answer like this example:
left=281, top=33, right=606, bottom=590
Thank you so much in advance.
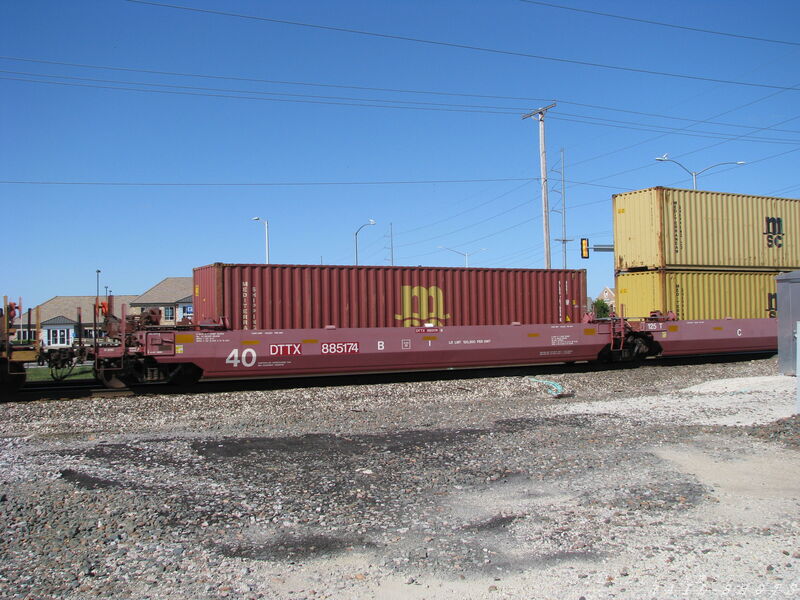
left=613, top=187, right=800, bottom=272
left=615, top=270, right=779, bottom=320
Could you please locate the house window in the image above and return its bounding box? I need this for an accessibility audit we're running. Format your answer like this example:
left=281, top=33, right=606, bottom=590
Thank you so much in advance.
left=163, top=306, right=175, bottom=320
left=47, top=329, right=70, bottom=345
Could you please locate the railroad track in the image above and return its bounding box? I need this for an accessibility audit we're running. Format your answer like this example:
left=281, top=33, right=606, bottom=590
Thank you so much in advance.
left=7, top=351, right=774, bottom=402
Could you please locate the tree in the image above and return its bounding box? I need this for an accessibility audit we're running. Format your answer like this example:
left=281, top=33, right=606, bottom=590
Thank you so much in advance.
left=592, top=298, right=611, bottom=318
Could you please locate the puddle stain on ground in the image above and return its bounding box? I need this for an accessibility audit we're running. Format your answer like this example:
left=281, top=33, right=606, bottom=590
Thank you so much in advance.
left=59, top=468, right=122, bottom=490
left=216, top=534, right=376, bottom=560
left=192, top=415, right=596, bottom=460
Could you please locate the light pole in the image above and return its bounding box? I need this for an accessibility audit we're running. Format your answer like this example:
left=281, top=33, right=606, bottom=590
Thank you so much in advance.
left=96, top=269, right=101, bottom=299
left=354, top=219, right=376, bottom=265
left=251, top=217, right=270, bottom=264
left=655, top=154, right=745, bottom=190
left=438, top=246, right=487, bottom=268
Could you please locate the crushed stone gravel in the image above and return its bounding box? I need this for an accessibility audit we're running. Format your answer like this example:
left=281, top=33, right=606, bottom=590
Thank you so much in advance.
left=1, top=355, right=798, bottom=599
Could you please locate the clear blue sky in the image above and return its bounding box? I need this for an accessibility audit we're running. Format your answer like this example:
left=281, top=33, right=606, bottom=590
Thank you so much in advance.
left=3, top=0, right=799, bottom=308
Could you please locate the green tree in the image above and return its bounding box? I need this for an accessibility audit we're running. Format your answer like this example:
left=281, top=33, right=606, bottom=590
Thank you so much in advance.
left=592, top=298, right=611, bottom=318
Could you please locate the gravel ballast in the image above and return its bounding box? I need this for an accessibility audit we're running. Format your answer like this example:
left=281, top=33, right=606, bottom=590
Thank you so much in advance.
left=1, top=356, right=799, bottom=599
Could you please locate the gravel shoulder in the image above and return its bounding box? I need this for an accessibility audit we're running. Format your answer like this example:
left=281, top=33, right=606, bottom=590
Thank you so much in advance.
left=1, top=356, right=799, bottom=599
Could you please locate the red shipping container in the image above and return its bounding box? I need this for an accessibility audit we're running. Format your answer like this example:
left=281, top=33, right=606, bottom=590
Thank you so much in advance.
left=193, top=263, right=587, bottom=330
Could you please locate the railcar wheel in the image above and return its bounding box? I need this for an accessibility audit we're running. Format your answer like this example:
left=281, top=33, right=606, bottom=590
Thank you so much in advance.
left=168, top=363, right=203, bottom=385
left=96, top=369, right=128, bottom=389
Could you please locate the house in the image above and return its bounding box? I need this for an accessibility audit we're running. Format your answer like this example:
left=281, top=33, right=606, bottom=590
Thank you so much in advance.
left=130, top=277, right=193, bottom=326
left=12, top=295, right=139, bottom=346
left=596, top=287, right=616, bottom=311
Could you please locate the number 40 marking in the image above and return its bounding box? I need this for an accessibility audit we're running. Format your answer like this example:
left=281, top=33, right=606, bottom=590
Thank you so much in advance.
left=226, top=348, right=257, bottom=368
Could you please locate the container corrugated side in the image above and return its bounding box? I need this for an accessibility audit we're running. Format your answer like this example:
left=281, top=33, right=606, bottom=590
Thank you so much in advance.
left=193, top=263, right=587, bottom=329
left=613, top=187, right=800, bottom=272
left=615, top=270, right=779, bottom=320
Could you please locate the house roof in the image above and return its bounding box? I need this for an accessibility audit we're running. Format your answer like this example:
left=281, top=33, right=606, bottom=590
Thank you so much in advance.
left=12, top=295, right=139, bottom=326
left=131, top=277, right=193, bottom=306
left=597, top=287, right=616, bottom=297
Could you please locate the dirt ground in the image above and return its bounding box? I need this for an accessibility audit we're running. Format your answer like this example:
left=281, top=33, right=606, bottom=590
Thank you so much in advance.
left=1, top=356, right=799, bottom=599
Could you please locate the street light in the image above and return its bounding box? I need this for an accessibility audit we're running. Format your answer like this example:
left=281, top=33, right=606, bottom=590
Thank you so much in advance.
left=354, top=219, right=376, bottom=265
left=251, top=217, right=270, bottom=264
left=655, top=154, right=745, bottom=190
left=438, top=246, right=487, bottom=268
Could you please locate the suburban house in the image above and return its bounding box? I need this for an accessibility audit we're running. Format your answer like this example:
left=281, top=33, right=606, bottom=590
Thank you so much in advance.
left=130, top=277, right=193, bottom=326
left=597, top=287, right=616, bottom=312
left=12, top=295, right=139, bottom=346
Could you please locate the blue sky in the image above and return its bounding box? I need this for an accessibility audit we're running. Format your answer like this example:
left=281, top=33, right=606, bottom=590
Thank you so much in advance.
left=2, top=0, right=799, bottom=308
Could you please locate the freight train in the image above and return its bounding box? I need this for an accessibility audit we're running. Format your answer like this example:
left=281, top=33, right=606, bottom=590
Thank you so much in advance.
left=1, top=263, right=779, bottom=395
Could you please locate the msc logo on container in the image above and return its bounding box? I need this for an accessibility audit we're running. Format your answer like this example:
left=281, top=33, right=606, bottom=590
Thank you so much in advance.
left=764, top=216, right=784, bottom=248
left=394, top=285, right=451, bottom=327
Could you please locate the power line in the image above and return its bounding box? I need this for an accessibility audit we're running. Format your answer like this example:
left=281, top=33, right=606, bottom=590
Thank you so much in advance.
left=122, top=0, right=800, bottom=92
left=4, top=55, right=799, bottom=134
left=0, top=75, right=519, bottom=116
left=0, top=69, right=528, bottom=112
left=6, top=72, right=798, bottom=145
left=518, top=1, right=800, bottom=47
left=0, top=175, right=628, bottom=189
left=397, top=181, right=532, bottom=235
left=396, top=197, right=533, bottom=248
left=0, top=176, right=533, bottom=186
left=552, top=113, right=800, bottom=144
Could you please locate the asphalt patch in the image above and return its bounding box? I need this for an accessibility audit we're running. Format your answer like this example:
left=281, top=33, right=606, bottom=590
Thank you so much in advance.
left=462, top=514, right=522, bottom=531
left=59, top=468, right=121, bottom=490
left=216, top=533, right=376, bottom=560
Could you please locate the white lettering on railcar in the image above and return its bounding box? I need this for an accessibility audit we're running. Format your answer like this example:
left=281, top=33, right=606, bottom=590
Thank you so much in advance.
left=320, top=342, right=359, bottom=354
left=270, top=343, right=302, bottom=356
left=225, top=347, right=257, bottom=368
left=551, top=335, right=578, bottom=346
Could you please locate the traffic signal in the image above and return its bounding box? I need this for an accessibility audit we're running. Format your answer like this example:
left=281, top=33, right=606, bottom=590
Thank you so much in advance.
left=580, top=238, right=589, bottom=259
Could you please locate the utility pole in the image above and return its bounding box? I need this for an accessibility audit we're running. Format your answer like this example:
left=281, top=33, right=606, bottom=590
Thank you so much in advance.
left=553, top=148, right=572, bottom=269
left=522, top=102, right=556, bottom=269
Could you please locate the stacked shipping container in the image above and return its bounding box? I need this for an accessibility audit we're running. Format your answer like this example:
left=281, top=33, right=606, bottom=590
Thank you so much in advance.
left=613, top=187, right=799, bottom=319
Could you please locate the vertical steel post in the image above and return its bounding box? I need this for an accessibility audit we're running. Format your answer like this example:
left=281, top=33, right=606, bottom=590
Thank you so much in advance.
left=796, top=321, right=800, bottom=414
left=538, top=111, right=551, bottom=269
left=522, top=103, right=556, bottom=269
left=560, top=148, right=567, bottom=269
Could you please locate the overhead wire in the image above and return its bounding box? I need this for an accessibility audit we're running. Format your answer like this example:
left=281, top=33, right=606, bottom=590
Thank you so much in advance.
left=6, top=6, right=797, bottom=250
left=121, top=0, right=800, bottom=92
left=4, top=72, right=799, bottom=146
left=4, top=55, right=800, bottom=134
left=517, top=0, right=800, bottom=47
